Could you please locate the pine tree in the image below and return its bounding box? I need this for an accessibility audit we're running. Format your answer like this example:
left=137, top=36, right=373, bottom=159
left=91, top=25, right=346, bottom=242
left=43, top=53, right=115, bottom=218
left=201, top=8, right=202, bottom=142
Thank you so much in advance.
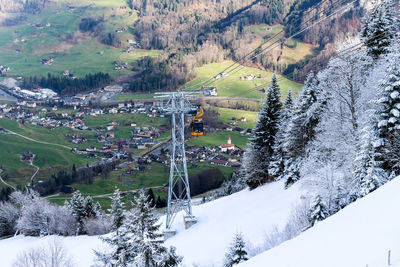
left=269, top=89, right=295, bottom=180
left=97, top=190, right=182, bottom=267
left=109, top=189, right=125, bottom=232
left=84, top=196, right=96, bottom=218
left=66, top=190, right=85, bottom=233
left=361, top=0, right=399, bottom=59
left=93, top=201, right=104, bottom=217
left=251, top=73, right=282, bottom=154
left=242, top=143, right=269, bottom=189
left=376, top=56, right=400, bottom=175
left=146, top=188, right=156, bottom=207
left=130, top=190, right=178, bottom=267
left=309, top=194, right=329, bottom=226
left=354, top=126, right=388, bottom=198
left=245, top=74, right=282, bottom=189
left=224, top=232, right=248, bottom=267
left=283, top=72, right=324, bottom=188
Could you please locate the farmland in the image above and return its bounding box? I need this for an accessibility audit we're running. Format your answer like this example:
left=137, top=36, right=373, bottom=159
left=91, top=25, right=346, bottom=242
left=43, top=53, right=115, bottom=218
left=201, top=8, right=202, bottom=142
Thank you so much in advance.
left=183, top=60, right=303, bottom=99
left=188, top=131, right=249, bottom=149
left=0, top=0, right=160, bottom=77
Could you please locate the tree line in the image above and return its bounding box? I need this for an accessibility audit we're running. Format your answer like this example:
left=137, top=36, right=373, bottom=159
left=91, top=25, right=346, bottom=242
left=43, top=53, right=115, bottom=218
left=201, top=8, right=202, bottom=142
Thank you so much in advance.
left=33, top=160, right=118, bottom=196
left=22, top=72, right=111, bottom=96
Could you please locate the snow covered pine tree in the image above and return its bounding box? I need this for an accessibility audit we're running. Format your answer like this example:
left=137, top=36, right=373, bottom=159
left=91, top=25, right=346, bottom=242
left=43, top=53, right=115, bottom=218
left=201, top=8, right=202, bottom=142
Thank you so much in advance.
left=109, top=188, right=125, bottom=232
left=269, top=89, right=295, bottom=180
left=244, top=73, right=282, bottom=189
left=376, top=54, right=400, bottom=176
left=354, top=126, right=388, bottom=198
left=66, top=190, right=86, bottom=234
left=283, top=72, right=323, bottom=188
left=96, top=190, right=182, bottom=267
left=309, top=194, right=329, bottom=226
left=361, top=0, right=399, bottom=59
left=224, top=232, right=248, bottom=267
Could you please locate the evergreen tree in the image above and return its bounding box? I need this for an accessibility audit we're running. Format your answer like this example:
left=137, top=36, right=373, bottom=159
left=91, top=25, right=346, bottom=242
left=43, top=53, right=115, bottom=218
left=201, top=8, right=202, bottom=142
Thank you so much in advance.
left=309, top=194, right=329, bottom=226
left=251, top=73, right=282, bottom=154
left=269, top=89, right=295, bottom=180
left=283, top=72, right=324, bottom=188
left=66, top=190, right=85, bottom=233
left=354, top=126, right=388, bottom=198
left=224, top=232, right=248, bottom=267
left=361, top=0, right=399, bottom=59
left=245, top=74, right=282, bottom=189
left=146, top=188, right=156, bottom=207
left=97, top=190, right=182, bottom=267
left=84, top=196, right=96, bottom=218
left=109, top=189, right=125, bottom=232
left=130, top=190, right=174, bottom=267
left=376, top=56, right=400, bottom=175
left=93, top=201, right=104, bottom=217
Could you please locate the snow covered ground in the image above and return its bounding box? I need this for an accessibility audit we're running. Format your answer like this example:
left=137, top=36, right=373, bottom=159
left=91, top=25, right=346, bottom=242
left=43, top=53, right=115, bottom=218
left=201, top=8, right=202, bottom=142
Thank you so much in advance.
left=163, top=179, right=304, bottom=266
left=2, top=177, right=400, bottom=267
left=238, top=176, right=400, bottom=267
left=0, top=180, right=304, bottom=266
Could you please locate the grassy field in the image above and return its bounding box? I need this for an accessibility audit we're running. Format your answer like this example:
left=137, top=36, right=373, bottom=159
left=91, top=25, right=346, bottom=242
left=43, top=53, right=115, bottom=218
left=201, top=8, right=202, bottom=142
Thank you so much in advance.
left=183, top=60, right=302, bottom=99
left=187, top=131, right=249, bottom=149
left=211, top=107, right=258, bottom=129
left=47, top=161, right=235, bottom=209
left=0, top=133, right=94, bottom=187
left=247, top=24, right=316, bottom=66
left=0, top=118, right=99, bottom=149
left=0, top=1, right=160, bottom=77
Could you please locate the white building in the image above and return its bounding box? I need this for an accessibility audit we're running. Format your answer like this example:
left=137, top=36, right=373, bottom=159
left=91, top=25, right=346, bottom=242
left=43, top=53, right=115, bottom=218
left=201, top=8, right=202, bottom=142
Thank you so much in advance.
left=104, top=85, right=123, bottom=93
left=219, top=137, right=235, bottom=153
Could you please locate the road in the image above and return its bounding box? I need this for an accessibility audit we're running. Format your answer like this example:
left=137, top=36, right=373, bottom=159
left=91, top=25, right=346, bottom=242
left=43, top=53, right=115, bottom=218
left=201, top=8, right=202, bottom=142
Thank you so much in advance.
left=4, top=129, right=72, bottom=150
left=104, top=95, right=263, bottom=103
left=0, top=170, right=16, bottom=190
left=29, top=161, right=40, bottom=185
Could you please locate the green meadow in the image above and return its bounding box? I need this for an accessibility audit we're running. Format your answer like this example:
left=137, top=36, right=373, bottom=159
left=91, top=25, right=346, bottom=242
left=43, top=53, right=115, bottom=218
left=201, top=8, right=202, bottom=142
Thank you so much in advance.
left=183, top=60, right=303, bottom=99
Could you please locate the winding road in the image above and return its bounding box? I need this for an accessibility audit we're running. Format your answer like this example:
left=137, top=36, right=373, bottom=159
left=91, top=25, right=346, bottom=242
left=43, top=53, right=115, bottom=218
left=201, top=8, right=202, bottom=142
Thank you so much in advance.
left=0, top=170, right=16, bottom=190
left=4, top=129, right=72, bottom=150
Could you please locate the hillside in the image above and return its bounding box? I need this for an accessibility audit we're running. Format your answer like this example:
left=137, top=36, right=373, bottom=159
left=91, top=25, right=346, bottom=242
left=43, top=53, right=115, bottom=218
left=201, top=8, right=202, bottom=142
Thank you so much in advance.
left=0, top=179, right=305, bottom=266
left=239, top=176, right=400, bottom=267
left=0, top=0, right=160, bottom=77
left=1, top=176, right=400, bottom=266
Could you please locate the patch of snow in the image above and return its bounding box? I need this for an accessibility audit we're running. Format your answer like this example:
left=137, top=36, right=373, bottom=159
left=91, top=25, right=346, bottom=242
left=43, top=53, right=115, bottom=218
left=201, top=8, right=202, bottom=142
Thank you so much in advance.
left=162, top=179, right=304, bottom=266
left=238, top=176, right=400, bottom=267
left=0, top=180, right=304, bottom=267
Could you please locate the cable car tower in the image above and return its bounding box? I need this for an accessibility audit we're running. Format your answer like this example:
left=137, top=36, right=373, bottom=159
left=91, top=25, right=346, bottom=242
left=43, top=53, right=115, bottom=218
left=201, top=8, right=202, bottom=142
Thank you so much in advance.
left=155, top=92, right=201, bottom=236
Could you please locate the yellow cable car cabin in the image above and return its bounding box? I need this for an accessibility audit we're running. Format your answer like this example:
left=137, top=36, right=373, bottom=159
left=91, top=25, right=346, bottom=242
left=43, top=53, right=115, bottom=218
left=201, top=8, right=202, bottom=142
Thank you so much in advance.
left=191, top=106, right=204, bottom=136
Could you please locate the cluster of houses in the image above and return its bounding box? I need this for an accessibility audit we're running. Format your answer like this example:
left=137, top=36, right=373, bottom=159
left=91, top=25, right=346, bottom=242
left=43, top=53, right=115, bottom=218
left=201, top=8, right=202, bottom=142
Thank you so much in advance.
left=62, top=70, right=77, bottom=79
left=113, top=61, right=129, bottom=71
left=0, top=65, right=10, bottom=75
left=41, top=58, right=55, bottom=65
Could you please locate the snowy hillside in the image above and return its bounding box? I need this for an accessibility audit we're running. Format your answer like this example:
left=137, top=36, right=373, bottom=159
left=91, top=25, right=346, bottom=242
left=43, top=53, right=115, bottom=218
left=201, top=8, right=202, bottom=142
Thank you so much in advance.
left=0, top=180, right=304, bottom=266
left=163, top=179, right=304, bottom=266
left=2, top=176, right=400, bottom=267
left=238, top=176, right=400, bottom=267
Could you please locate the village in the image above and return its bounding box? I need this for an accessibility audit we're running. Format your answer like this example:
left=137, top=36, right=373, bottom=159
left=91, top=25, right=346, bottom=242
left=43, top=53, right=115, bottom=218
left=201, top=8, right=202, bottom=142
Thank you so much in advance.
left=0, top=78, right=246, bottom=183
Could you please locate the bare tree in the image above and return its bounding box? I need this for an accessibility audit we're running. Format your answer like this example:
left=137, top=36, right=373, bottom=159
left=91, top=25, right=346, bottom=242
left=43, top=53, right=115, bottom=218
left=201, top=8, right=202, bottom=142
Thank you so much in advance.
left=13, top=239, right=74, bottom=267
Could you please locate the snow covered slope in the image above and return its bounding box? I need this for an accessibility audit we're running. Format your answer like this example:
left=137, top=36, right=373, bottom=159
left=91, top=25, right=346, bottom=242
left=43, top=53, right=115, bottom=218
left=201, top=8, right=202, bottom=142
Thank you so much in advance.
left=163, top=179, right=304, bottom=266
left=0, top=180, right=303, bottom=267
left=239, top=176, right=400, bottom=267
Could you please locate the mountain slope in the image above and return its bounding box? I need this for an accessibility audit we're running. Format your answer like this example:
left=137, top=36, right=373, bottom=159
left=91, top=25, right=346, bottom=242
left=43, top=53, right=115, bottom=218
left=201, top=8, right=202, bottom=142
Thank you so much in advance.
left=0, top=179, right=304, bottom=266
left=163, top=179, right=304, bottom=266
left=239, top=176, right=400, bottom=267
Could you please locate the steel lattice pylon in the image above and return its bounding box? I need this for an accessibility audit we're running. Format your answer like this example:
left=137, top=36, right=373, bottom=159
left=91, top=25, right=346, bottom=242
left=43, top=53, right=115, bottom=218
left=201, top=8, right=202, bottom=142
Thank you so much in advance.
left=155, top=92, right=199, bottom=230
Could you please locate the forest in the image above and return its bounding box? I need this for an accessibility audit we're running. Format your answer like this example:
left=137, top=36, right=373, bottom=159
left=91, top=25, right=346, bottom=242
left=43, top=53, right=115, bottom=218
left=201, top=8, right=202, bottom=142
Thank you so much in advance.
left=22, top=72, right=111, bottom=96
